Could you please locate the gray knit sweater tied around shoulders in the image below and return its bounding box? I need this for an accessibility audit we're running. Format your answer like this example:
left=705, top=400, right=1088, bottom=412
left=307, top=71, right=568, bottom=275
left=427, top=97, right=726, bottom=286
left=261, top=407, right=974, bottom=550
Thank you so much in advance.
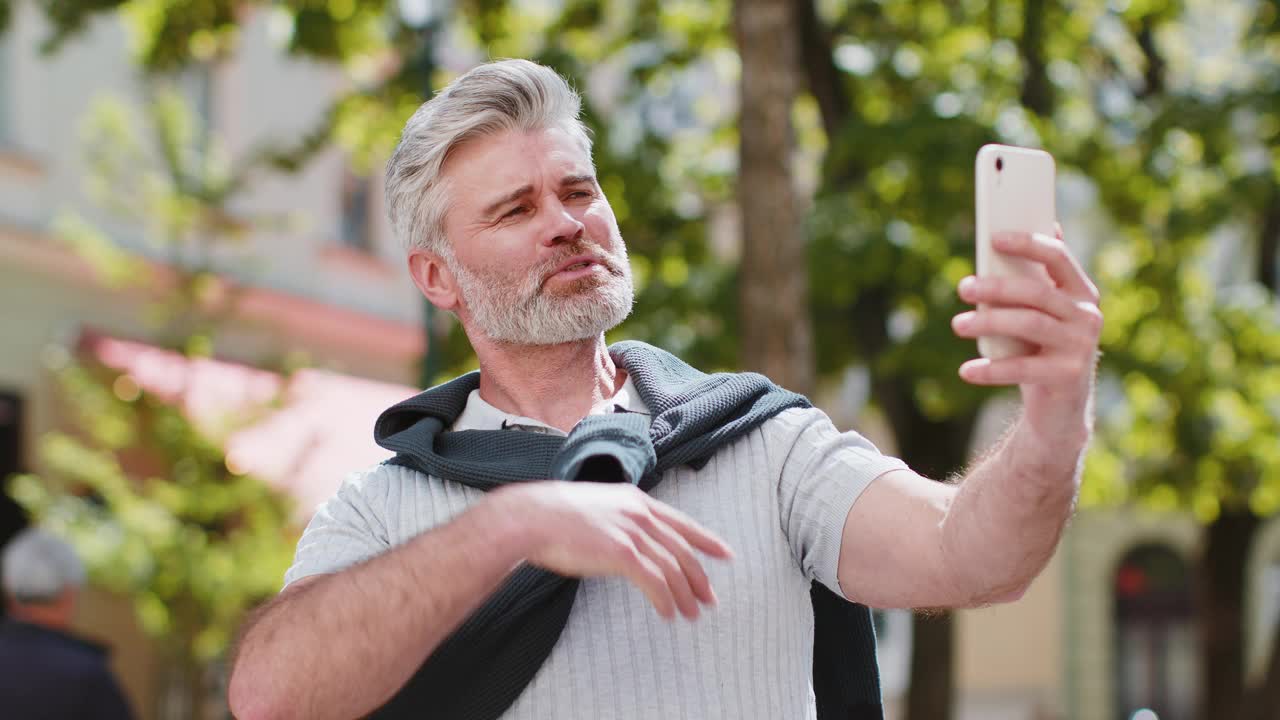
left=367, top=340, right=885, bottom=720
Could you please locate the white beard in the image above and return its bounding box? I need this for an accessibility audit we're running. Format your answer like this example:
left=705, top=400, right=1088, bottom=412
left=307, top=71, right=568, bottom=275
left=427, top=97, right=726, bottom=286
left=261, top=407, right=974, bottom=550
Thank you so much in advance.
left=448, top=242, right=635, bottom=346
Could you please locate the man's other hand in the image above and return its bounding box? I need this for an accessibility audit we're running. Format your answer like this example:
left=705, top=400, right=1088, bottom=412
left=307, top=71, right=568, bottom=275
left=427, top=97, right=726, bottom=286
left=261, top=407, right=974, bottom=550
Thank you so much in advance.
left=489, top=481, right=734, bottom=621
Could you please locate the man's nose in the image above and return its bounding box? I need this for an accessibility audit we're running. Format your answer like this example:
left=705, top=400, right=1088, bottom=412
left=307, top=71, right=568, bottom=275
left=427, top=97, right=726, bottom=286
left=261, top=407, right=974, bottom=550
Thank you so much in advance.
left=540, top=199, right=586, bottom=246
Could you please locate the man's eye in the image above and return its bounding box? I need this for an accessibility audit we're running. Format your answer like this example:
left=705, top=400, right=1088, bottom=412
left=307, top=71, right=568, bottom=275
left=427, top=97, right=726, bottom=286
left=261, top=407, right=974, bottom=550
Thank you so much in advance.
left=504, top=206, right=529, bottom=219
left=568, top=190, right=592, bottom=200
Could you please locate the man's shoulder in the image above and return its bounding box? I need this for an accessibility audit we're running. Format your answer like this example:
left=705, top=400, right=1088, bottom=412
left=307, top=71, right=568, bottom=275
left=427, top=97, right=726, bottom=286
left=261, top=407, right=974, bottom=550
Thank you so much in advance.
left=754, top=405, right=831, bottom=440
left=325, top=459, right=470, bottom=515
left=340, top=459, right=436, bottom=492
left=0, top=622, right=131, bottom=719
left=726, top=405, right=893, bottom=467
left=0, top=621, right=111, bottom=675
left=693, top=406, right=830, bottom=469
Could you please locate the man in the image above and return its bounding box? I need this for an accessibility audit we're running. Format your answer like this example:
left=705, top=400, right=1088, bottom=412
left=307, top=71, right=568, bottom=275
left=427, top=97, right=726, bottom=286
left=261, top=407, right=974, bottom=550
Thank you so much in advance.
left=0, top=527, right=135, bottom=720
left=228, top=59, right=1101, bottom=720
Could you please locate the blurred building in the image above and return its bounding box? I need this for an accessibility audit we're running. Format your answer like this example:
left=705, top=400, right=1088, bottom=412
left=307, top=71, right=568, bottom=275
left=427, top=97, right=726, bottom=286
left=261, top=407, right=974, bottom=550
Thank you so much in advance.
left=850, top=397, right=1280, bottom=720
left=0, top=4, right=422, bottom=717
left=2, top=4, right=1280, bottom=720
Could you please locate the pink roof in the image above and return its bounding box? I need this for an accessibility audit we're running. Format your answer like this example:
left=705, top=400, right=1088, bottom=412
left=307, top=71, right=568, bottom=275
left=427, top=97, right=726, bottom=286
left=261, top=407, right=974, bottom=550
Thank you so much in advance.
left=81, top=332, right=420, bottom=519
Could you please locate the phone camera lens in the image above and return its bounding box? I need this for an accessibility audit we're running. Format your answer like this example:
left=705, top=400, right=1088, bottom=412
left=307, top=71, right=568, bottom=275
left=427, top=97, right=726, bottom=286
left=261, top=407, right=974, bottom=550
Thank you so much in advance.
left=995, top=157, right=1004, bottom=172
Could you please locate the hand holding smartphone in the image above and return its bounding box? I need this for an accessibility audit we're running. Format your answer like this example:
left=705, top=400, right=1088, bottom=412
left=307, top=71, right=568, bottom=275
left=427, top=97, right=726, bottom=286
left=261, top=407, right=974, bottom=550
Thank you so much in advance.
left=973, top=144, right=1058, bottom=359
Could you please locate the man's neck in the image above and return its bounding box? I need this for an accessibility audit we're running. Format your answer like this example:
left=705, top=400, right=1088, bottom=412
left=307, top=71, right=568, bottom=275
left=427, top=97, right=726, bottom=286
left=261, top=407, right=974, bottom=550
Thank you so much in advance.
left=471, top=334, right=624, bottom=433
left=6, top=598, right=74, bottom=631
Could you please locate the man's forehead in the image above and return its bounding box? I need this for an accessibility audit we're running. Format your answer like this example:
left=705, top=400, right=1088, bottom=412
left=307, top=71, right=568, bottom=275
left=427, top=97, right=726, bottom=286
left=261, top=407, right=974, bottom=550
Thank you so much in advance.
left=445, top=128, right=592, bottom=186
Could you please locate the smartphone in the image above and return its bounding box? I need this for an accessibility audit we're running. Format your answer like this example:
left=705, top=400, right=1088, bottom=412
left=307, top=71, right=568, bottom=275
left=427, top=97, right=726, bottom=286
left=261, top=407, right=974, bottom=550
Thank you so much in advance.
left=974, top=143, right=1057, bottom=359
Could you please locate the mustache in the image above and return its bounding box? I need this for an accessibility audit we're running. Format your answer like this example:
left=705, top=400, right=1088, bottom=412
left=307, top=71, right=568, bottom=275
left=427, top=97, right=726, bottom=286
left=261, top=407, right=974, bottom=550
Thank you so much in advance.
left=535, top=245, right=624, bottom=283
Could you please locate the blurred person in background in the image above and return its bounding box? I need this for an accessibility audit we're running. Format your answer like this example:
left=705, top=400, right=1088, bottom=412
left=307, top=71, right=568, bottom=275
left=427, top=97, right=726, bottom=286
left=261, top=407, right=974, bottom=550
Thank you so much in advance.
left=0, top=527, right=134, bottom=720
left=229, top=59, right=1102, bottom=720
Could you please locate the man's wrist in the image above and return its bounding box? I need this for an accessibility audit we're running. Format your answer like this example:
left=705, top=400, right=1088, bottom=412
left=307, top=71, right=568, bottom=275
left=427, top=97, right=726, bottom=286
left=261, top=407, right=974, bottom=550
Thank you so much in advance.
left=478, top=484, right=544, bottom=568
left=1007, top=418, right=1088, bottom=488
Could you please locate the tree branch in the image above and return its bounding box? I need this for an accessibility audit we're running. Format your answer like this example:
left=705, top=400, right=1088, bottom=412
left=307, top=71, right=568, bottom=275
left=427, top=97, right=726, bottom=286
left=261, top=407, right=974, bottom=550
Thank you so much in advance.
left=1018, top=0, right=1053, bottom=115
left=793, top=0, right=848, bottom=141
left=1134, top=14, right=1167, bottom=99
left=735, top=0, right=815, bottom=395
left=1255, top=184, right=1280, bottom=292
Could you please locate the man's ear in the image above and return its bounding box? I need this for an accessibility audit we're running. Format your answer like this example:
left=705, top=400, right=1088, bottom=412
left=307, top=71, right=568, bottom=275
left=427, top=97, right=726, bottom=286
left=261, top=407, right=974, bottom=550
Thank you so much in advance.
left=407, top=248, right=461, bottom=312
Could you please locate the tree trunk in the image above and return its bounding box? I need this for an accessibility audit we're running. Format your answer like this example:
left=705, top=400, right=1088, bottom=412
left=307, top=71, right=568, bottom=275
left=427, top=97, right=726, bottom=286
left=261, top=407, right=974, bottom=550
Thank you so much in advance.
left=896, top=402, right=973, bottom=720
left=186, top=654, right=209, bottom=720
left=1240, top=184, right=1280, bottom=720
left=793, top=0, right=847, bottom=143
left=734, top=0, right=814, bottom=397
left=792, top=2, right=978, bottom=709
left=906, top=612, right=956, bottom=720
left=1133, top=14, right=1167, bottom=99
left=793, top=0, right=867, bottom=190
left=1018, top=0, right=1053, bottom=115
left=851, top=290, right=977, bottom=720
left=159, top=645, right=210, bottom=720
left=790, top=3, right=980, bottom=717
left=1256, top=184, right=1280, bottom=298
left=1196, top=508, right=1260, bottom=720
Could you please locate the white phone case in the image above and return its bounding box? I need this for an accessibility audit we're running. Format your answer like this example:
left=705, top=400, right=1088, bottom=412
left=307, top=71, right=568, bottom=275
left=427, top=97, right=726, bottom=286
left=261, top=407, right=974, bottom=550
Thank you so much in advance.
left=974, top=143, right=1057, bottom=359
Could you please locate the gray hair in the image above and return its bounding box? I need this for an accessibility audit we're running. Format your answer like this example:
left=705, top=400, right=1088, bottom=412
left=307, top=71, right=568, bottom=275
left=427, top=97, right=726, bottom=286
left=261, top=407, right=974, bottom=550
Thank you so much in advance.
left=2, top=528, right=86, bottom=604
left=384, top=59, right=594, bottom=256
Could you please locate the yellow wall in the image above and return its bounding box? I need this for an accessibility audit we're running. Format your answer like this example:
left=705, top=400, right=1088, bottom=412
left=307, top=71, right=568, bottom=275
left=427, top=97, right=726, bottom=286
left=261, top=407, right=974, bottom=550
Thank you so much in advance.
left=74, top=588, right=160, bottom=720
left=957, top=550, right=1064, bottom=702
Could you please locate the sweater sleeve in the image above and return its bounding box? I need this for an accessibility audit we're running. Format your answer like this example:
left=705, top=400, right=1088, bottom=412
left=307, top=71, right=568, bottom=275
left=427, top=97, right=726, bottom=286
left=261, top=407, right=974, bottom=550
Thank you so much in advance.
left=771, top=407, right=908, bottom=599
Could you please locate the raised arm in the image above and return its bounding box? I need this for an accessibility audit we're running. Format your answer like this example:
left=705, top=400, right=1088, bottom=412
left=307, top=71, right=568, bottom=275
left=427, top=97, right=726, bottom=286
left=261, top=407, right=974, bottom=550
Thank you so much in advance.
left=228, top=481, right=731, bottom=720
left=836, top=226, right=1100, bottom=609
left=836, top=419, right=1083, bottom=608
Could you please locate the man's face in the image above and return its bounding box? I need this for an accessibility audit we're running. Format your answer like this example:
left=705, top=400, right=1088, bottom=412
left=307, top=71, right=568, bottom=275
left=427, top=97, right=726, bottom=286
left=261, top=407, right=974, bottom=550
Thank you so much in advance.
left=435, top=127, right=634, bottom=345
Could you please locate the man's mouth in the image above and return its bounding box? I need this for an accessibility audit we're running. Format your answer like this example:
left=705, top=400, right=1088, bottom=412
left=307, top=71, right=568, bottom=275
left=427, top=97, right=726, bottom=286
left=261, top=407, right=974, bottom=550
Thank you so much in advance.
left=550, top=253, right=611, bottom=279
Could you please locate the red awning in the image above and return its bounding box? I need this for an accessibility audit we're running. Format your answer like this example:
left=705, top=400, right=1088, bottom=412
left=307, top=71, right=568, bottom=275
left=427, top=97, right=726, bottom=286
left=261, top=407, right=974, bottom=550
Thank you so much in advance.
left=80, top=332, right=419, bottom=519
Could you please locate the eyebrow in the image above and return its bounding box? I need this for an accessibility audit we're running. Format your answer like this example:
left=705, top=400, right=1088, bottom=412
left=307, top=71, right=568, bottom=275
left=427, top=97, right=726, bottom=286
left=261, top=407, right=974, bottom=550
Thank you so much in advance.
left=560, top=173, right=596, bottom=188
left=479, top=174, right=598, bottom=219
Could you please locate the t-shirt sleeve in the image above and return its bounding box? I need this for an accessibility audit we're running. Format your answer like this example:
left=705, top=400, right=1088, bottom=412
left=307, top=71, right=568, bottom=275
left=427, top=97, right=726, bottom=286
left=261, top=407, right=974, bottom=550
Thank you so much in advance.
left=772, top=407, right=909, bottom=599
left=283, top=464, right=395, bottom=588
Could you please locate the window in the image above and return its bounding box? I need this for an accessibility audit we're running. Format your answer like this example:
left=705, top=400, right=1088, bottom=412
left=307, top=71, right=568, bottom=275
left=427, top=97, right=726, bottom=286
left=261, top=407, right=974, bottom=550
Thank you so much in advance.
left=0, top=390, right=26, bottom=543
left=0, top=390, right=30, bottom=620
left=1114, top=544, right=1198, bottom=720
left=0, top=32, right=10, bottom=144
left=340, top=168, right=374, bottom=252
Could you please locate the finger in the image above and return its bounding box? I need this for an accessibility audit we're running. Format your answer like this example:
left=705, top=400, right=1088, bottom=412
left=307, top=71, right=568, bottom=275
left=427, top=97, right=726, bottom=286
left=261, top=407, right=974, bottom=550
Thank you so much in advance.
left=991, top=231, right=1099, bottom=302
left=957, top=275, right=1078, bottom=321
left=958, top=355, right=1089, bottom=385
left=630, top=527, right=701, bottom=620
left=1055, top=222, right=1063, bottom=240
left=619, top=543, right=678, bottom=620
left=647, top=501, right=734, bottom=560
left=952, top=308, right=1087, bottom=349
left=637, top=514, right=718, bottom=606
